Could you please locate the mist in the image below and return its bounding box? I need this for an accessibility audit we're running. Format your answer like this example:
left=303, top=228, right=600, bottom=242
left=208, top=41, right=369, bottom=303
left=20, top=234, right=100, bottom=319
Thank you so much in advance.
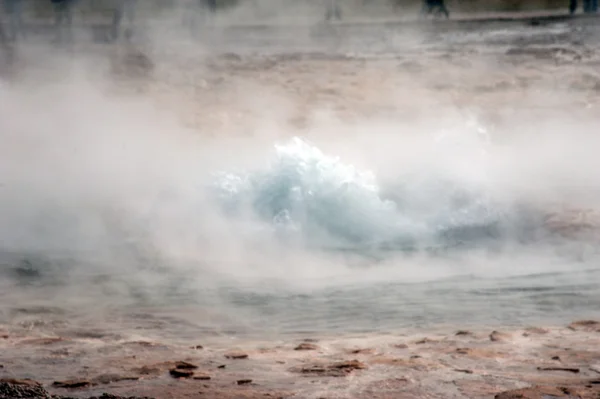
left=1, top=3, right=600, bottom=340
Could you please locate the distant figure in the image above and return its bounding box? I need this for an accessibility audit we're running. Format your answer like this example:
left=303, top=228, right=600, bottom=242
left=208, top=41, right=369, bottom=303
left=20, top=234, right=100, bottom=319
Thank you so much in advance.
left=570, top=0, right=598, bottom=13
left=205, top=0, right=217, bottom=13
left=0, top=15, right=9, bottom=48
left=183, top=0, right=217, bottom=37
left=421, top=0, right=450, bottom=19
left=585, top=0, right=598, bottom=12
left=570, top=0, right=577, bottom=13
left=112, top=0, right=137, bottom=41
left=51, top=0, right=76, bottom=44
left=325, top=0, right=342, bottom=21
left=182, top=0, right=215, bottom=37
left=0, top=11, right=16, bottom=78
left=3, top=0, right=25, bottom=42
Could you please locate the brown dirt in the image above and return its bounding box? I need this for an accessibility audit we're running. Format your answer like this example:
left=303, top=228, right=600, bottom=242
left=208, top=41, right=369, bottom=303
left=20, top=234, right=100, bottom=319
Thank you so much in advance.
left=2, top=322, right=600, bottom=398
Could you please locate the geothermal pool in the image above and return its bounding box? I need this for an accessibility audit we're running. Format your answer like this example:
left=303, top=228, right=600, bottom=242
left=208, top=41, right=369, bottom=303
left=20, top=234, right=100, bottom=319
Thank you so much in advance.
left=1, top=12, right=600, bottom=399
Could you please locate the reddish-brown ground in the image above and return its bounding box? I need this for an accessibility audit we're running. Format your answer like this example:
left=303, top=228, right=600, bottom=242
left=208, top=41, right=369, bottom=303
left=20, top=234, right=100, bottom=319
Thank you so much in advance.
left=2, top=321, right=600, bottom=398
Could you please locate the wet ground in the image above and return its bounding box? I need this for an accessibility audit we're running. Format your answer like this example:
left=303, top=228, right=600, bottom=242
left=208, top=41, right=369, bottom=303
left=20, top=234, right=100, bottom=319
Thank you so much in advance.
left=2, top=320, right=600, bottom=398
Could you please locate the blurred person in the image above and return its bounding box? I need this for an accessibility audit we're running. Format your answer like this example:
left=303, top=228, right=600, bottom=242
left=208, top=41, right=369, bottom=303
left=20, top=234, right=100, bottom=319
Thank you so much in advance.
left=51, top=0, right=76, bottom=44
left=570, top=0, right=577, bottom=13
left=3, top=0, right=25, bottom=42
left=0, top=13, right=16, bottom=78
left=186, top=0, right=217, bottom=37
left=325, top=0, right=342, bottom=21
left=112, top=0, right=137, bottom=41
left=570, top=0, right=597, bottom=13
left=205, top=0, right=217, bottom=13
left=0, top=15, right=8, bottom=46
left=421, top=0, right=449, bottom=18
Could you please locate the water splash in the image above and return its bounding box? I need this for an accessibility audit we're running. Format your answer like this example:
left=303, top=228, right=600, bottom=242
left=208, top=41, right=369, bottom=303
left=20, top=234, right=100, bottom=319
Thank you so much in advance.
left=212, top=133, right=507, bottom=252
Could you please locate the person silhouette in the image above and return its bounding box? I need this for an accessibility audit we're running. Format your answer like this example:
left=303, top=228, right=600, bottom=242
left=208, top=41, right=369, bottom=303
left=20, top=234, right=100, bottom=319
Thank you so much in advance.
left=421, top=0, right=450, bottom=19
left=112, top=0, right=137, bottom=41
left=51, top=0, right=76, bottom=44
left=570, top=0, right=598, bottom=13
left=325, top=0, right=342, bottom=21
left=3, top=0, right=25, bottom=42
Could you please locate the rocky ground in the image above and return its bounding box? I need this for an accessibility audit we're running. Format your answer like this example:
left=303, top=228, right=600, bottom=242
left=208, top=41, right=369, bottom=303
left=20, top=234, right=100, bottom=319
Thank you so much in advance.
left=1, top=321, right=600, bottom=398
left=109, top=17, right=600, bottom=138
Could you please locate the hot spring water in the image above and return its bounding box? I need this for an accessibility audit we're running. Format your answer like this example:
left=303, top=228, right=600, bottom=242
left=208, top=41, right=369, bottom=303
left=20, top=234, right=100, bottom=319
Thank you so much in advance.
left=211, top=132, right=525, bottom=254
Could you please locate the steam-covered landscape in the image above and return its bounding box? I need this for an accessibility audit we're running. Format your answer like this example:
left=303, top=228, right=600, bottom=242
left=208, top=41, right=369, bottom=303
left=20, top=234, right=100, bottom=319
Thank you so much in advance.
left=1, top=1, right=600, bottom=398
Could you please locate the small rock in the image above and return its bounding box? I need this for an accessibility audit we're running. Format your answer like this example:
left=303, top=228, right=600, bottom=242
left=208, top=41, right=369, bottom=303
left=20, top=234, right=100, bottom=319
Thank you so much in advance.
left=551, top=356, right=561, bottom=361
left=237, top=379, right=253, bottom=385
left=0, top=379, right=48, bottom=398
left=292, top=359, right=366, bottom=377
left=454, top=368, right=474, bottom=374
left=294, top=343, right=319, bottom=351
left=523, top=327, right=549, bottom=336
left=348, top=348, right=375, bottom=355
left=217, top=365, right=226, bottom=369
left=455, top=330, right=473, bottom=336
left=537, top=366, right=580, bottom=373
left=92, top=374, right=140, bottom=384
left=193, top=373, right=211, bottom=380
left=332, top=360, right=367, bottom=370
left=490, top=331, right=511, bottom=342
left=415, top=337, right=437, bottom=344
left=174, top=361, right=198, bottom=370
left=224, top=351, right=249, bottom=359
left=0, top=379, right=42, bottom=387
left=192, top=345, right=204, bottom=350
left=495, top=385, right=587, bottom=399
left=393, top=343, right=409, bottom=349
left=454, top=347, right=503, bottom=359
left=568, top=320, right=600, bottom=332
left=52, top=379, right=92, bottom=389
left=169, top=368, right=194, bottom=378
